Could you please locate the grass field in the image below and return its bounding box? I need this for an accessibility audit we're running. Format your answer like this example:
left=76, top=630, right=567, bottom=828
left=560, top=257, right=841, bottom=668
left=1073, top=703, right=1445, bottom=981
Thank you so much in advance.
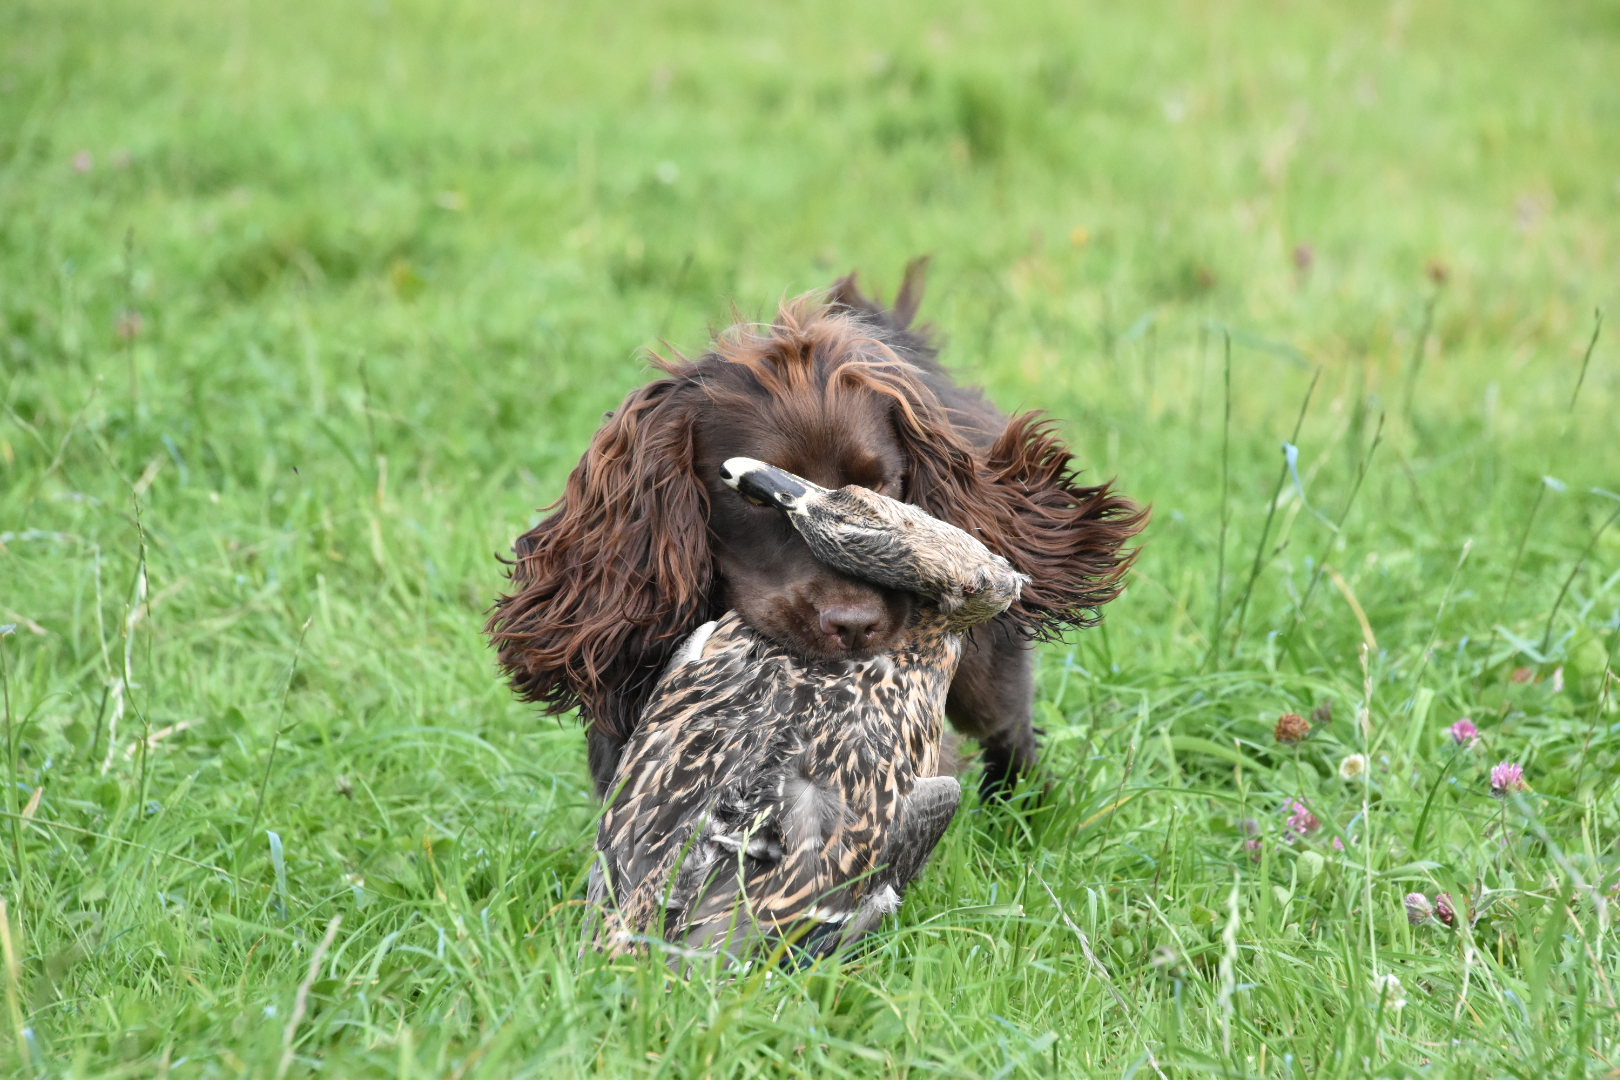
left=4, top=0, right=1619, bottom=1075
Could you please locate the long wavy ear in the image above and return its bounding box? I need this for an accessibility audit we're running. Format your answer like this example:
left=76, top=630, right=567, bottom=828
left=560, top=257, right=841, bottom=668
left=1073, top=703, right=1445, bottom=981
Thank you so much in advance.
left=486, top=376, right=713, bottom=756
left=895, top=404, right=1146, bottom=638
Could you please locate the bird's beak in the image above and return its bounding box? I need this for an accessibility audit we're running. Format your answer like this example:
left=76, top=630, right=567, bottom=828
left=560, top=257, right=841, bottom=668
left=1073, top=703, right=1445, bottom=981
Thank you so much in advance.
left=721, top=457, right=817, bottom=513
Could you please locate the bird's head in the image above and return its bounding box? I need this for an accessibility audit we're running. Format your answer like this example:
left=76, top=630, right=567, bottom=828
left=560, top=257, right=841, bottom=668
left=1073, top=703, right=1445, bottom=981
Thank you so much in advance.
left=720, top=457, right=1026, bottom=626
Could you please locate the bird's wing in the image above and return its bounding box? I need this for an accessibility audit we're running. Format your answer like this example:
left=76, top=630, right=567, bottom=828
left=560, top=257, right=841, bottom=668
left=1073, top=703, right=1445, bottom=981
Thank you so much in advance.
left=596, top=617, right=794, bottom=944
left=875, top=774, right=960, bottom=890
left=797, top=773, right=962, bottom=957
left=679, top=690, right=910, bottom=959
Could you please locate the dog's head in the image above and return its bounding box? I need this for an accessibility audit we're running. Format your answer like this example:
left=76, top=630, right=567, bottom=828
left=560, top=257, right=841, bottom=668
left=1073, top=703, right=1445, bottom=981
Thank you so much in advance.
left=486, top=268, right=1145, bottom=750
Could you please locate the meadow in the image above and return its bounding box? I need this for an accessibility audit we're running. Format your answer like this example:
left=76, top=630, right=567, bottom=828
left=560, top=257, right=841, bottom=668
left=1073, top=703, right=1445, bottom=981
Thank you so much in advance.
left=3, top=0, right=1618, bottom=1075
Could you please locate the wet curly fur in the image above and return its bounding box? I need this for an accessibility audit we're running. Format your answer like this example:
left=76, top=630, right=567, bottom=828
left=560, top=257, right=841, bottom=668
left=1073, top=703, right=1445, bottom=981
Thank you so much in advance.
left=487, top=261, right=1146, bottom=799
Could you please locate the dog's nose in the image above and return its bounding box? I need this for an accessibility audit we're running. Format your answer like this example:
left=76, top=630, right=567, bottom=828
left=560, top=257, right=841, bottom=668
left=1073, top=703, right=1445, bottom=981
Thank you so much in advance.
left=818, top=602, right=885, bottom=651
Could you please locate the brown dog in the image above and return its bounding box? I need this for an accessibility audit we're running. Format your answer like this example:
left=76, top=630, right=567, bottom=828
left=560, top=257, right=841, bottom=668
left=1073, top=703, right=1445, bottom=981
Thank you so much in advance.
left=487, top=262, right=1145, bottom=799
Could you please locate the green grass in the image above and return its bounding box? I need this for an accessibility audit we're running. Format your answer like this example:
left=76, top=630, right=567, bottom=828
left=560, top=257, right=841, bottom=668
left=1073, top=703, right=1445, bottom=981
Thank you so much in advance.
left=3, top=0, right=1619, bottom=1075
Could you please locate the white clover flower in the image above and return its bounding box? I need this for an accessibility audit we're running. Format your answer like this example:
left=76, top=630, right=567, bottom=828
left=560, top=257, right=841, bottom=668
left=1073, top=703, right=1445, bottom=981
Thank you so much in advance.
left=1404, top=893, right=1433, bottom=925
left=1338, top=753, right=1368, bottom=780
left=1371, top=973, right=1406, bottom=1012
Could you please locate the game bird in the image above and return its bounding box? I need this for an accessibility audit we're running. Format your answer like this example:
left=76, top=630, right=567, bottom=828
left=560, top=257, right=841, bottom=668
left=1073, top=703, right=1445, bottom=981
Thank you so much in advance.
left=588, top=457, right=1028, bottom=966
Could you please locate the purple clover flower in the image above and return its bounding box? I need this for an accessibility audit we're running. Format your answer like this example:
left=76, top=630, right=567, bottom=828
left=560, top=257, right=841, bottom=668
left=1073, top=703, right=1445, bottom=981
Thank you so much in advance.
left=1490, top=761, right=1528, bottom=796
left=1284, top=799, right=1320, bottom=837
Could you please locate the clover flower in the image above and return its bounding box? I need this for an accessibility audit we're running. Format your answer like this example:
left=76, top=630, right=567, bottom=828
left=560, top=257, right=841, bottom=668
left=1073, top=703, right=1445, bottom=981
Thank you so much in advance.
left=1449, top=718, right=1480, bottom=745
left=1404, top=893, right=1433, bottom=925
left=1433, top=892, right=1457, bottom=927
left=1338, top=753, right=1368, bottom=780
left=1490, top=761, right=1528, bottom=796
left=1274, top=712, right=1310, bottom=744
left=1284, top=799, right=1320, bottom=838
left=1371, top=973, right=1406, bottom=1012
